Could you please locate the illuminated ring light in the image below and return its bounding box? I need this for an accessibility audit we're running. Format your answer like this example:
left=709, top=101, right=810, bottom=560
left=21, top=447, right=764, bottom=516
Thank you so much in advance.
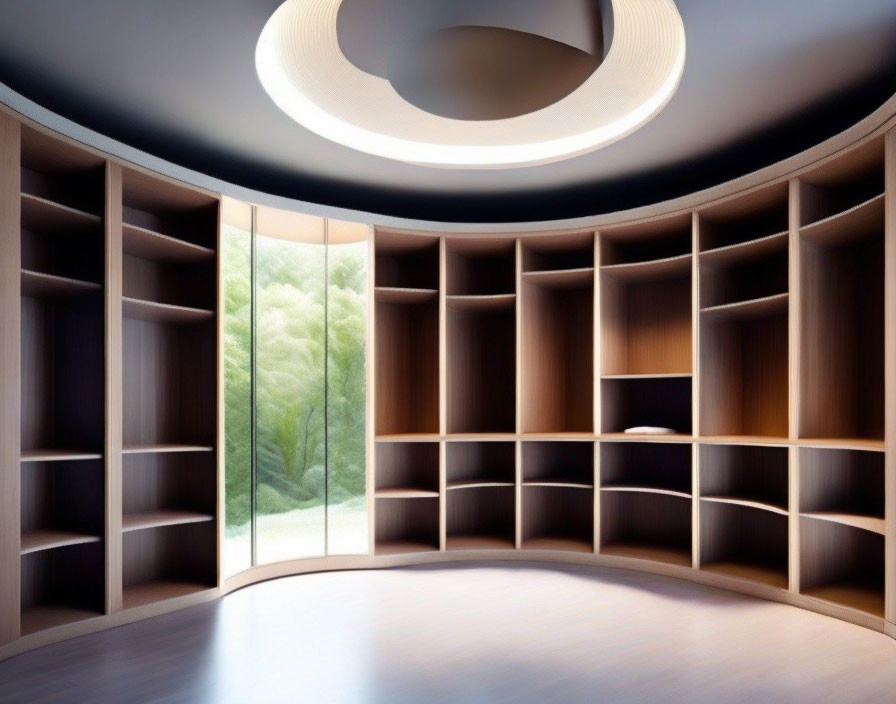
left=256, top=0, right=686, bottom=169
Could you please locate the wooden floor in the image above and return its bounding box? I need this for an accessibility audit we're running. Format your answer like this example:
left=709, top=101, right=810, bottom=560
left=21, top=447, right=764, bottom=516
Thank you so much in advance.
left=1, top=562, right=896, bottom=703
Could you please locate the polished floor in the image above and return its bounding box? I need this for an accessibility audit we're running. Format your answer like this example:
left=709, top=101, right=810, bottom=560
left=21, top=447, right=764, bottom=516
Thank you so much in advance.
left=2, top=562, right=896, bottom=703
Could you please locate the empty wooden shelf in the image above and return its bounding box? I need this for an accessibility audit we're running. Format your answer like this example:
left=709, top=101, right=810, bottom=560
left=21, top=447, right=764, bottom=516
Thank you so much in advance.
left=375, top=442, right=439, bottom=494
left=122, top=222, right=215, bottom=262
left=600, top=213, right=692, bottom=266
left=375, top=495, right=440, bottom=554
left=698, top=182, right=789, bottom=251
left=20, top=530, right=101, bottom=555
left=600, top=490, right=691, bottom=566
left=522, top=441, right=594, bottom=486
left=799, top=448, right=883, bottom=526
left=800, top=515, right=884, bottom=616
left=521, top=231, right=594, bottom=272
left=700, top=501, right=788, bottom=588
left=699, top=444, right=789, bottom=512
left=122, top=296, right=214, bottom=324
left=445, top=238, right=515, bottom=295
left=521, top=257, right=593, bottom=433
left=445, top=441, right=515, bottom=486
left=374, top=287, right=437, bottom=304
left=700, top=233, right=787, bottom=310
left=121, top=580, right=213, bottom=611
left=522, top=485, right=593, bottom=552
left=798, top=198, right=883, bottom=442
left=122, top=510, right=215, bottom=533
left=375, top=230, right=439, bottom=289
left=601, top=441, right=691, bottom=494
left=446, top=485, right=515, bottom=550
left=447, top=291, right=515, bottom=433
left=21, top=270, right=101, bottom=298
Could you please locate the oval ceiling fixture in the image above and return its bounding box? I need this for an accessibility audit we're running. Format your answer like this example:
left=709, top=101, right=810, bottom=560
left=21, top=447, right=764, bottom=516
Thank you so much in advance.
left=256, top=0, right=685, bottom=169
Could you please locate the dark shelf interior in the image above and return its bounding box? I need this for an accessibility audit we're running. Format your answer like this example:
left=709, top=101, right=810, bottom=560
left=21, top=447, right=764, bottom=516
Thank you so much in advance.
left=21, top=293, right=104, bottom=454
left=601, top=442, right=691, bottom=494
left=122, top=253, right=215, bottom=311
left=700, top=501, right=788, bottom=586
left=123, top=452, right=216, bottom=518
left=700, top=444, right=788, bottom=509
left=522, top=441, right=593, bottom=485
left=447, top=300, right=515, bottom=433
left=600, top=213, right=692, bottom=265
left=446, top=239, right=515, bottom=295
left=699, top=183, right=789, bottom=251
left=122, top=521, right=216, bottom=591
left=21, top=542, right=104, bottom=627
left=700, top=239, right=787, bottom=308
left=522, top=485, right=593, bottom=549
left=601, top=490, right=692, bottom=563
left=799, top=448, right=883, bottom=518
left=374, top=231, right=439, bottom=289
left=601, top=377, right=692, bottom=435
left=446, top=442, right=515, bottom=485
left=521, top=232, right=593, bottom=272
left=446, top=486, right=515, bottom=547
left=21, top=459, right=104, bottom=541
left=375, top=442, right=439, bottom=493
left=375, top=496, right=440, bottom=551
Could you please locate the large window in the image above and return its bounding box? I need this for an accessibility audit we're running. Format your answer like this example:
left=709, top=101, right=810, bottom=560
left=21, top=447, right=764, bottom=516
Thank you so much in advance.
left=222, top=202, right=369, bottom=576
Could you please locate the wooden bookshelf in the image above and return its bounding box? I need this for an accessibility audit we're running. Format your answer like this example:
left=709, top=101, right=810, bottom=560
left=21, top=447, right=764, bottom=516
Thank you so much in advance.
left=601, top=490, right=692, bottom=566
left=699, top=444, right=789, bottom=513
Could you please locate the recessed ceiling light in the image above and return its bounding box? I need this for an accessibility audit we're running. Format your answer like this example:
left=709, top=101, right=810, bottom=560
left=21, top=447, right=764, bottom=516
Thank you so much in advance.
left=256, top=0, right=685, bottom=169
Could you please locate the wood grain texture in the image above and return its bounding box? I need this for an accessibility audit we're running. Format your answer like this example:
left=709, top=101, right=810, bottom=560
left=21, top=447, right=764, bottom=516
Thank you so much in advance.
left=885, top=128, right=895, bottom=623
left=0, top=110, right=20, bottom=644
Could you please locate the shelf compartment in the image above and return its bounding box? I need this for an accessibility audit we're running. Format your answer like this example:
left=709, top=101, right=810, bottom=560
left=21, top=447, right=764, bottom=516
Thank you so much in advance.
left=799, top=448, right=883, bottom=526
left=699, top=234, right=787, bottom=310
left=445, top=294, right=515, bottom=310
left=699, top=501, right=788, bottom=588
left=375, top=441, right=439, bottom=494
left=21, top=293, right=105, bottom=455
left=520, top=272, right=593, bottom=433
left=445, top=238, right=515, bottom=295
left=698, top=182, right=789, bottom=251
left=699, top=444, right=788, bottom=512
left=122, top=166, right=218, bottom=251
left=446, top=485, right=515, bottom=550
left=122, top=296, right=214, bottom=324
left=122, top=222, right=215, bottom=262
left=601, top=376, right=692, bottom=435
left=122, top=444, right=213, bottom=454
left=601, top=262, right=691, bottom=376
left=798, top=212, right=883, bottom=442
left=123, top=451, right=216, bottom=531
left=800, top=515, right=884, bottom=616
left=123, top=248, right=216, bottom=313
left=522, top=441, right=593, bottom=486
left=600, top=213, right=692, bottom=266
left=798, top=137, right=885, bottom=227
left=521, top=485, right=593, bottom=552
left=699, top=231, right=789, bottom=265
left=374, top=230, right=439, bottom=289
left=375, top=295, right=439, bottom=435
left=375, top=496, right=439, bottom=554
left=799, top=193, right=884, bottom=245
left=446, top=441, right=515, bottom=486
left=21, top=269, right=101, bottom=298
left=600, top=490, right=691, bottom=566
left=122, top=521, right=217, bottom=606
left=20, top=449, right=102, bottom=462
left=375, top=488, right=439, bottom=499
left=600, top=441, right=691, bottom=494
left=21, top=458, right=104, bottom=555
left=447, top=294, right=515, bottom=433
left=700, top=304, right=788, bottom=438
left=700, top=293, right=788, bottom=320
left=521, top=231, right=594, bottom=272
left=123, top=316, right=216, bottom=448
left=21, top=542, right=104, bottom=635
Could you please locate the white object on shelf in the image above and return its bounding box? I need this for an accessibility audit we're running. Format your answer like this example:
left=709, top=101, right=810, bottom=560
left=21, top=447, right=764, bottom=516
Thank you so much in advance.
left=624, top=426, right=676, bottom=435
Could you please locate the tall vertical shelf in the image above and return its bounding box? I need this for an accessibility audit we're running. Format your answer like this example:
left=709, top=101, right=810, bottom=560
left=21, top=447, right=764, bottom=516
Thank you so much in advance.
left=446, top=238, right=515, bottom=434
left=520, top=233, right=594, bottom=434
left=374, top=231, right=439, bottom=437
left=18, top=127, right=107, bottom=633
left=797, top=140, right=885, bottom=447
left=119, top=168, right=219, bottom=609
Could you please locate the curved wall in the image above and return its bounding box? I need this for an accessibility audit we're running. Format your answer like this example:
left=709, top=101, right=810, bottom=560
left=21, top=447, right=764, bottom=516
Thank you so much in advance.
left=0, top=86, right=895, bottom=662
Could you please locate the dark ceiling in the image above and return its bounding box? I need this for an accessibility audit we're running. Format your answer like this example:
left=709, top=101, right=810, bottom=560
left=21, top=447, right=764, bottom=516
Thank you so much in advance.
left=0, top=0, right=895, bottom=222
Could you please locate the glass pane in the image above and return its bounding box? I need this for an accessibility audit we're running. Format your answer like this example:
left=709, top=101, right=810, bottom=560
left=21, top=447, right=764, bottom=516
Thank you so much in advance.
left=326, top=220, right=370, bottom=555
left=255, top=207, right=327, bottom=564
left=221, top=198, right=253, bottom=577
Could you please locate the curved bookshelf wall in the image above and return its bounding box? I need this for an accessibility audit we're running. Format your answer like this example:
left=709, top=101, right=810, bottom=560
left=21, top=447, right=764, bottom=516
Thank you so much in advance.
left=0, top=93, right=895, bottom=660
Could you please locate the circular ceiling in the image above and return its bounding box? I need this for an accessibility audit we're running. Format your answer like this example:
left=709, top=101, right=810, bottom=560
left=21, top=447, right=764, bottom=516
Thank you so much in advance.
left=0, top=0, right=894, bottom=222
left=255, top=0, right=685, bottom=168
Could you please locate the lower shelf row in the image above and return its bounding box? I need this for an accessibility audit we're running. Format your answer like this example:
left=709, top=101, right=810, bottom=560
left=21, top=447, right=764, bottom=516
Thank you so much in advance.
left=19, top=521, right=216, bottom=637
left=375, top=488, right=885, bottom=617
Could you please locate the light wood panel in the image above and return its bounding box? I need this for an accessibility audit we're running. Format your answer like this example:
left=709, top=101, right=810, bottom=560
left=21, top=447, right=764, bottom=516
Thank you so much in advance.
left=885, top=128, right=896, bottom=623
left=0, top=109, right=20, bottom=645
